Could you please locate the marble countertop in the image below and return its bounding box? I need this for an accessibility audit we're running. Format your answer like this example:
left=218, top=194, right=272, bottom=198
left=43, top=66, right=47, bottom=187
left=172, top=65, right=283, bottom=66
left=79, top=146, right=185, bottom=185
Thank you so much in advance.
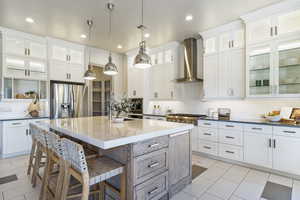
left=199, top=117, right=300, bottom=128
left=41, top=116, right=193, bottom=149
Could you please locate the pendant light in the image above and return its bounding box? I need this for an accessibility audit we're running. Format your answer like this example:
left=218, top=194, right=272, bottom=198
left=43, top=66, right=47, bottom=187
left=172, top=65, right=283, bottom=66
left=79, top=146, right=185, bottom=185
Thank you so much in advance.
left=104, top=3, right=118, bottom=76
left=133, top=0, right=152, bottom=69
left=84, top=20, right=97, bottom=80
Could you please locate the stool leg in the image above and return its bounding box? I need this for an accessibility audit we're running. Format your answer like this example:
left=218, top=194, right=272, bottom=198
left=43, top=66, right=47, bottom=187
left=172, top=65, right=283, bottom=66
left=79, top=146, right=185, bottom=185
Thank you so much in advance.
left=61, top=166, right=71, bottom=200
left=32, top=143, right=43, bottom=187
left=27, top=139, right=36, bottom=175
left=54, top=159, right=65, bottom=200
left=98, top=182, right=105, bottom=200
left=120, top=172, right=126, bottom=200
left=81, top=173, right=90, bottom=200
left=39, top=152, right=52, bottom=200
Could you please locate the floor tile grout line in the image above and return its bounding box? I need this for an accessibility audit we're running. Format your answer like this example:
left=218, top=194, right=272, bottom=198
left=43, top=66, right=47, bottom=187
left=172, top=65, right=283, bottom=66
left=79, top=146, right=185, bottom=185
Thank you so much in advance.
left=228, top=169, right=251, bottom=200
left=197, top=162, right=234, bottom=200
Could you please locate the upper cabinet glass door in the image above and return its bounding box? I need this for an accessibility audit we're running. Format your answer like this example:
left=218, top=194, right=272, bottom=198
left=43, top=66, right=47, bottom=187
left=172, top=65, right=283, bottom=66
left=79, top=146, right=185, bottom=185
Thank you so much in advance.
left=276, top=38, right=300, bottom=95
left=248, top=45, right=272, bottom=96
left=277, top=9, right=300, bottom=37
left=247, top=18, right=273, bottom=44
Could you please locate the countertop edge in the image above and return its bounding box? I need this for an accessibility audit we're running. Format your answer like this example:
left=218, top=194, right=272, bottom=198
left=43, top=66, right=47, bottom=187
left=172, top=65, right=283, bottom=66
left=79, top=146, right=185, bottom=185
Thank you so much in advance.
left=46, top=122, right=194, bottom=149
left=199, top=117, right=300, bottom=128
left=0, top=116, right=50, bottom=121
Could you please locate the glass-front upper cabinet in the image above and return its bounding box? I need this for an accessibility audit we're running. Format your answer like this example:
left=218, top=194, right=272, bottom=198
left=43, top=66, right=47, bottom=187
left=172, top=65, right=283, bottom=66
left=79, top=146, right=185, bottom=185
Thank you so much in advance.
left=276, top=37, right=300, bottom=96
left=248, top=44, right=273, bottom=96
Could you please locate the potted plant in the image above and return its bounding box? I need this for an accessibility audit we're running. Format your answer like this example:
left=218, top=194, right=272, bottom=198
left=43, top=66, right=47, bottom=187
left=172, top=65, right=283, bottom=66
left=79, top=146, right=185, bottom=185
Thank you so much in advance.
left=111, top=97, right=134, bottom=123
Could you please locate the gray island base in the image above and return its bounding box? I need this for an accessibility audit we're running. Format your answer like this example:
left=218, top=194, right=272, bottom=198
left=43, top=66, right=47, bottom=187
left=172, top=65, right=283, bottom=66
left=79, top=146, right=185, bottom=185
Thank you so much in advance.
left=40, top=116, right=194, bottom=200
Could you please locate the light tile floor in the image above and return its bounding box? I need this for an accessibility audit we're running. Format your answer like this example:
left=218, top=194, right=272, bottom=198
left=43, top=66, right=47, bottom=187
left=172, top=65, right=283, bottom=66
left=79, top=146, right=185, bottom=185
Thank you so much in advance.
left=0, top=154, right=300, bottom=200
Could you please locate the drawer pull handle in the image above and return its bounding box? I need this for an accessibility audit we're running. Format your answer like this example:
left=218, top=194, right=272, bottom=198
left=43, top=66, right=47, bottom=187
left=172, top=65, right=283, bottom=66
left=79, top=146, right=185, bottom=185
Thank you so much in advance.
left=148, top=187, right=159, bottom=195
left=148, top=143, right=159, bottom=148
left=225, top=150, right=235, bottom=154
left=169, top=131, right=188, bottom=138
left=148, top=162, right=159, bottom=168
left=225, top=125, right=234, bottom=128
left=204, top=123, right=211, bottom=125
left=12, top=122, right=22, bottom=125
left=203, top=133, right=212, bottom=136
left=252, top=127, right=262, bottom=130
left=283, top=130, right=296, bottom=134
left=225, top=136, right=235, bottom=139
left=203, top=146, right=211, bottom=149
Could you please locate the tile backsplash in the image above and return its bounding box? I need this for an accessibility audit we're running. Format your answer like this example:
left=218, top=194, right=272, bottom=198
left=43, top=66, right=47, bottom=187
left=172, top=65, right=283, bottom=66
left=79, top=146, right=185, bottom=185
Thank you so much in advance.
left=0, top=101, right=49, bottom=119
left=146, top=99, right=300, bottom=120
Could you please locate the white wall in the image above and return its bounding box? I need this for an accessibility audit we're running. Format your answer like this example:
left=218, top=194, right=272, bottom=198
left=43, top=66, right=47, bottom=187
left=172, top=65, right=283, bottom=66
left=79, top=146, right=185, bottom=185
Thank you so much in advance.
left=145, top=98, right=300, bottom=120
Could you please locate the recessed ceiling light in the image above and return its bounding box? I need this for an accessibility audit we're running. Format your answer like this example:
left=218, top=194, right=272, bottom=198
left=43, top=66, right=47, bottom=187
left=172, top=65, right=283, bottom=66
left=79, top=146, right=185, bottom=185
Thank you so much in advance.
left=25, top=17, right=35, bottom=23
left=185, top=15, right=193, bottom=21
left=80, top=34, right=87, bottom=39
left=117, top=45, right=123, bottom=49
left=144, top=33, right=150, bottom=38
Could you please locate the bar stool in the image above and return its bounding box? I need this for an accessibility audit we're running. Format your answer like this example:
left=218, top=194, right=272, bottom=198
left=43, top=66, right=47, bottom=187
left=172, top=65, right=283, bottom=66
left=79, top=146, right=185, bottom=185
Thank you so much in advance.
left=60, top=138, right=126, bottom=200
left=29, top=123, right=48, bottom=188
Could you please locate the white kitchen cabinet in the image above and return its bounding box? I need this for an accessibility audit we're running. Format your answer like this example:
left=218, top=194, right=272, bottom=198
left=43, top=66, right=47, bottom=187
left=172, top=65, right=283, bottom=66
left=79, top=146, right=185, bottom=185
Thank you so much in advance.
left=244, top=131, right=273, bottom=168
left=2, top=29, right=48, bottom=80
left=4, top=31, right=47, bottom=60
left=273, top=135, right=300, bottom=175
left=277, top=9, right=300, bottom=38
left=203, top=54, right=219, bottom=99
left=201, top=20, right=245, bottom=99
left=127, top=56, right=145, bottom=98
left=1, top=119, right=47, bottom=158
left=246, top=18, right=273, bottom=45
left=48, top=38, right=85, bottom=83
left=191, top=126, right=199, bottom=151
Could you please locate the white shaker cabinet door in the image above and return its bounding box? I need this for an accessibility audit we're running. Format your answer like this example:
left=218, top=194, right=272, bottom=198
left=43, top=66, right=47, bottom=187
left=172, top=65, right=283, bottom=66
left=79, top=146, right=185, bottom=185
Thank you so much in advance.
left=277, top=9, right=300, bottom=37
left=218, top=52, right=230, bottom=97
left=229, top=48, right=245, bottom=98
left=5, top=35, right=26, bottom=56
left=3, top=122, right=30, bottom=155
left=69, top=49, right=84, bottom=65
left=244, top=132, right=273, bottom=168
left=49, top=60, right=68, bottom=81
left=27, top=40, right=47, bottom=60
left=50, top=45, right=68, bottom=62
left=219, top=32, right=231, bottom=52
left=273, top=136, right=300, bottom=175
left=204, top=37, right=217, bottom=55
left=203, top=54, right=219, bottom=99
left=247, top=18, right=273, bottom=44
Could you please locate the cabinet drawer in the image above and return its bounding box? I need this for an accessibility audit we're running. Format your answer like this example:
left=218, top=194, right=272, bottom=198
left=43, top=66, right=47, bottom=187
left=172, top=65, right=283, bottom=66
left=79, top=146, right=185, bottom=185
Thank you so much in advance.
left=134, top=148, right=168, bottom=185
left=133, top=136, right=168, bottom=157
left=198, top=120, right=218, bottom=128
left=219, top=144, right=243, bottom=161
left=273, top=126, right=300, bottom=138
left=198, top=128, right=218, bottom=142
left=244, top=124, right=272, bottom=134
left=219, top=129, right=243, bottom=146
left=198, top=140, right=218, bottom=156
left=135, top=171, right=168, bottom=200
left=4, top=120, right=28, bottom=127
left=219, top=122, right=243, bottom=131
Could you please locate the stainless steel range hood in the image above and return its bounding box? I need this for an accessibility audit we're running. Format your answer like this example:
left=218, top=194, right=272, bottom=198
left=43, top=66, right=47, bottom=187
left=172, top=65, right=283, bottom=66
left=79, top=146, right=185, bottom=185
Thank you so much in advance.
left=177, top=37, right=203, bottom=83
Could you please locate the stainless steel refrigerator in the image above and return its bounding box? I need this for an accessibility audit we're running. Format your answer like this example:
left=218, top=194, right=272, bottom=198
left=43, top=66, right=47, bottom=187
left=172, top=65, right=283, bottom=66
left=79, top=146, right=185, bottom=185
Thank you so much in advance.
left=50, top=81, right=86, bottom=119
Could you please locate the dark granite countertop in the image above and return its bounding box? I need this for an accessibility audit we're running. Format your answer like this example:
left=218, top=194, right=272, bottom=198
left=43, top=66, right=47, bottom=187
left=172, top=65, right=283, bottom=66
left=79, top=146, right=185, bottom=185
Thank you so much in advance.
left=143, top=113, right=167, bottom=118
left=199, top=117, right=300, bottom=128
left=0, top=116, right=49, bottom=122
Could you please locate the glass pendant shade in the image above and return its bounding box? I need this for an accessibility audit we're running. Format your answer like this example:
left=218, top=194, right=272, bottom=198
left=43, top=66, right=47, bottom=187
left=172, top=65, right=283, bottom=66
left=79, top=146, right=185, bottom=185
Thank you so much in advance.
left=84, top=65, right=96, bottom=80
left=134, top=41, right=152, bottom=69
left=104, top=55, right=118, bottom=76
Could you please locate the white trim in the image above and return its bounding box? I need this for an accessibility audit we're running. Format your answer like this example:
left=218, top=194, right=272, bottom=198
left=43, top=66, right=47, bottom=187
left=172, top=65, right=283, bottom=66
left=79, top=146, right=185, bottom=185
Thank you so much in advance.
left=241, top=0, right=300, bottom=23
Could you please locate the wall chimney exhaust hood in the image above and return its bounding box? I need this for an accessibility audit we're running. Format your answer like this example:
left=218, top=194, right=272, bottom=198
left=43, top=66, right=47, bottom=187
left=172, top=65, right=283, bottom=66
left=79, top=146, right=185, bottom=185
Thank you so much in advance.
left=176, top=37, right=203, bottom=83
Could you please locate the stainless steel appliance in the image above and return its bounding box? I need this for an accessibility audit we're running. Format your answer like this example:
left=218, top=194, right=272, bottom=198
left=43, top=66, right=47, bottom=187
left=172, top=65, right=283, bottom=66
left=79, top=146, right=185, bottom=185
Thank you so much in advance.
left=127, top=98, right=143, bottom=119
left=166, top=113, right=207, bottom=124
left=176, top=38, right=203, bottom=83
left=50, top=81, right=85, bottom=119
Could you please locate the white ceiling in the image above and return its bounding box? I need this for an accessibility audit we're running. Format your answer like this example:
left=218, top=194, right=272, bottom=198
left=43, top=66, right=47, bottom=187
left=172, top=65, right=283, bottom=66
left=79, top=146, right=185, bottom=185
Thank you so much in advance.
left=0, top=0, right=282, bottom=53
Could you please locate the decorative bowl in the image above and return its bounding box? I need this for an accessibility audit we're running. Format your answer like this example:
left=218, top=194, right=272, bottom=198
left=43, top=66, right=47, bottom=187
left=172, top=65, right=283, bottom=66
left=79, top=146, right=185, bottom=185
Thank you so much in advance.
left=266, top=115, right=281, bottom=122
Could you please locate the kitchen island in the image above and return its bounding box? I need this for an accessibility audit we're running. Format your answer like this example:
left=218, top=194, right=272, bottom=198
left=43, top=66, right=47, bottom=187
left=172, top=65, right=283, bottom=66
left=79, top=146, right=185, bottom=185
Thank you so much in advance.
left=40, top=116, right=194, bottom=200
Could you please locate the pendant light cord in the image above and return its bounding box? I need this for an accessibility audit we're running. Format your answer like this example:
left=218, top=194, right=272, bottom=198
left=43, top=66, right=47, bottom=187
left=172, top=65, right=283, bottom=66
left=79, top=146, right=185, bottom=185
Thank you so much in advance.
left=109, top=4, right=112, bottom=57
left=88, top=20, right=93, bottom=69
left=141, top=0, right=144, bottom=42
